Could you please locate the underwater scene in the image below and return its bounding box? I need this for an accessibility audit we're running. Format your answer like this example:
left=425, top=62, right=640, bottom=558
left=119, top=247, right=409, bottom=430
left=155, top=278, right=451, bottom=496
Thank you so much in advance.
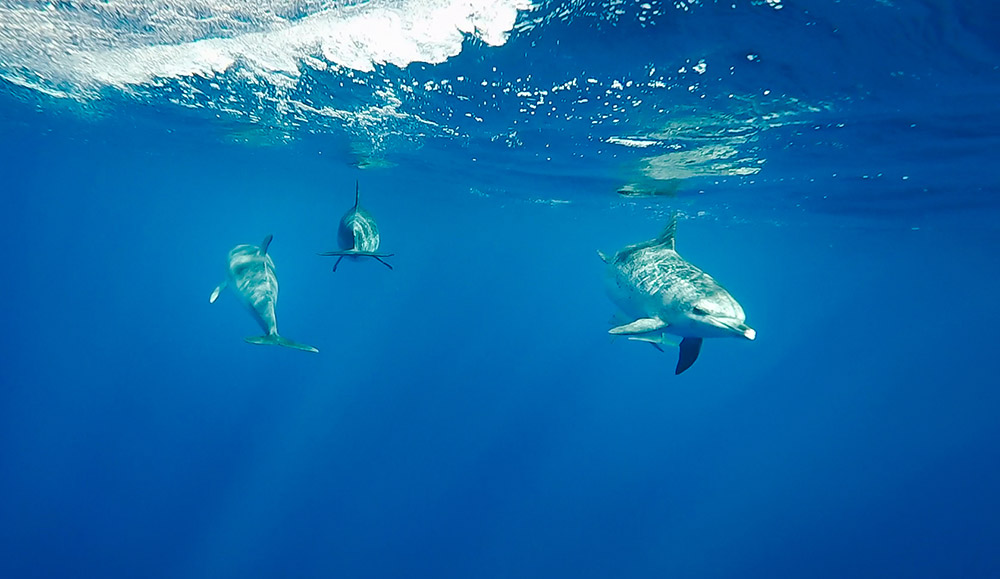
left=1, top=0, right=999, bottom=577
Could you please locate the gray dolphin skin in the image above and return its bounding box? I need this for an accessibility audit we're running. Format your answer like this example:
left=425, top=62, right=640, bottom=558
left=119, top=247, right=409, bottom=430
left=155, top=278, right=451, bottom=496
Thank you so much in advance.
left=600, top=215, right=754, bottom=374
left=210, top=234, right=319, bottom=353
left=318, top=182, right=394, bottom=272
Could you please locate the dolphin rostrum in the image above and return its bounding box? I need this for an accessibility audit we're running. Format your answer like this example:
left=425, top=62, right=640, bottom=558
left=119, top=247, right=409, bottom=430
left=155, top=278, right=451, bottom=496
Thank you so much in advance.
left=210, top=234, right=319, bottom=353
left=318, top=182, right=393, bottom=272
left=599, top=215, right=754, bottom=374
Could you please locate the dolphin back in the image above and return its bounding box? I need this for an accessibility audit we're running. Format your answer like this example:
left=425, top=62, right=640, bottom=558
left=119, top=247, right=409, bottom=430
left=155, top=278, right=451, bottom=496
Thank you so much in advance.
left=610, top=214, right=677, bottom=263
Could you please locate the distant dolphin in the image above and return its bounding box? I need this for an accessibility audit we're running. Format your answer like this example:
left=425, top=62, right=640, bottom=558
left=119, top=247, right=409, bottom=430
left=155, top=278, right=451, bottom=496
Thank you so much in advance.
left=599, top=215, right=754, bottom=374
left=318, top=182, right=393, bottom=272
left=210, top=234, right=319, bottom=353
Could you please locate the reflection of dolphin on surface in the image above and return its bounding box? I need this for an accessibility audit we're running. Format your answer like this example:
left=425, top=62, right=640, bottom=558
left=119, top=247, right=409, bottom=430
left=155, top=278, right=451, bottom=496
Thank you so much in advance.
left=210, top=234, right=319, bottom=353
left=600, top=215, right=754, bottom=375
left=318, top=182, right=393, bottom=272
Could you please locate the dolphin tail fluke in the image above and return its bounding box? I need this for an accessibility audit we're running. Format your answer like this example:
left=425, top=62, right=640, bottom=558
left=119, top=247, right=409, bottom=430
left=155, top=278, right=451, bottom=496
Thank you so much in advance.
left=317, top=250, right=394, bottom=270
left=317, top=251, right=394, bottom=258
left=675, top=337, right=702, bottom=375
left=245, top=334, right=319, bottom=353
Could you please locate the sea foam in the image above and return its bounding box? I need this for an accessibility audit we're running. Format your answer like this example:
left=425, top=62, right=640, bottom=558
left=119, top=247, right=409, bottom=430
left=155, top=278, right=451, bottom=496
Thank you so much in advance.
left=0, top=0, right=533, bottom=95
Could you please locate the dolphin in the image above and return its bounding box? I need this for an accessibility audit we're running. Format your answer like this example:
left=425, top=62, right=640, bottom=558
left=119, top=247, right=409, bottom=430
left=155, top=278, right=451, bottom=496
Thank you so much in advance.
left=599, top=215, right=754, bottom=374
left=210, top=234, right=319, bottom=353
left=318, top=182, right=393, bottom=272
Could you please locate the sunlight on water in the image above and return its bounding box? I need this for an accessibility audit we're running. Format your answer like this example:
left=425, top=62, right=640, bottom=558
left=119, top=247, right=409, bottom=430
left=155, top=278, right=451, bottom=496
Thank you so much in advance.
left=1, top=0, right=997, bottom=215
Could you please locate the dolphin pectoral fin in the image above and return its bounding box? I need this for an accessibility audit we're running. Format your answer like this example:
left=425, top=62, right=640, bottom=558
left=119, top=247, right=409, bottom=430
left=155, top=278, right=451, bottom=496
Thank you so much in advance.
left=597, top=250, right=610, bottom=263
left=609, top=318, right=667, bottom=335
left=628, top=333, right=681, bottom=351
left=245, top=334, right=319, bottom=353
left=209, top=281, right=227, bottom=303
left=676, top=337, right=703, bottom=375
left=628, top=337, right=665, bottom=352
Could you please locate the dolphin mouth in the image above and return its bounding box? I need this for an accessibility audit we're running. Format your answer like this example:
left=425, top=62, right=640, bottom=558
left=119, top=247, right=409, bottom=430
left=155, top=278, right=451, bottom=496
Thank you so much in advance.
left=728, top=322, right=756, bottom=341
left=709, top=316, right=756, bottom=340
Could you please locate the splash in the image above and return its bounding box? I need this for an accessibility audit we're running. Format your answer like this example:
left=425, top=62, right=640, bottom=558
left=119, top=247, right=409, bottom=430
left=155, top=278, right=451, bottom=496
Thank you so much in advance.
left=0, top=0, right=532, bottom=95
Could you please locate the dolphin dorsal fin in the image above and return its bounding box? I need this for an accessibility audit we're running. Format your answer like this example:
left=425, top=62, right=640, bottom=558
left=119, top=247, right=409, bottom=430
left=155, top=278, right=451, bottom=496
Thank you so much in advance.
left=354, top=180, right=360, bottom=209
left=657, top=214, right=677, bottom=250
left=259, top=234, right=273, bottom=256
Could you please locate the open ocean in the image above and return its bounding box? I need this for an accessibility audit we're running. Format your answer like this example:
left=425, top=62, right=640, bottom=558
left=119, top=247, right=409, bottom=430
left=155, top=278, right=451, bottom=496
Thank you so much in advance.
left=1, top=1, right=999, bottom=577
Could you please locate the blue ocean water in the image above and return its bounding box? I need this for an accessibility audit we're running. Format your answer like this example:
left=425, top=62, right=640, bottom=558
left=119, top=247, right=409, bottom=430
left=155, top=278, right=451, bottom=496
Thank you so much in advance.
left=1, top=1, right=999, bottom=577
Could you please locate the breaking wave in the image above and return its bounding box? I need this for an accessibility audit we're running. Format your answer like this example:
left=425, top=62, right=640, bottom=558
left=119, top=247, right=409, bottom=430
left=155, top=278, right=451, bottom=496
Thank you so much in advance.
left=0, top=0, right=530, bottom=95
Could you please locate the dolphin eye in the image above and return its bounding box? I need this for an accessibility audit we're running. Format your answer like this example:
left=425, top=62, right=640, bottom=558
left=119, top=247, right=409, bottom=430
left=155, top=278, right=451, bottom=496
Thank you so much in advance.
left=692, top=306, right=709, bottom=316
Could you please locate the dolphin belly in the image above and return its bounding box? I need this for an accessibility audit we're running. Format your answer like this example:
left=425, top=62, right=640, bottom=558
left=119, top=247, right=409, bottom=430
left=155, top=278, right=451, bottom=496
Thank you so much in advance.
left=212, top=235, right=318, bottom=353
left=338, top=210, right=380, bottom=252
left=228, top=247, right=279, bottom=335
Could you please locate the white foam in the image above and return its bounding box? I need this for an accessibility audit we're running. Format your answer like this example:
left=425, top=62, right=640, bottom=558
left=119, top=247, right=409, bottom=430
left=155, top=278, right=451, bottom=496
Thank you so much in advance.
left=606, top=137, right=659, bottom=148
left=0, top=0, right=533, bottom=94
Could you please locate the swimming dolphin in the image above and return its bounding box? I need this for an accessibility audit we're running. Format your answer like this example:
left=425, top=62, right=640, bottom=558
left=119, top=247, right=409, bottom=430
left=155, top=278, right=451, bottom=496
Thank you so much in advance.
left=318, top=182, right=393, bottom=272
left=599, top=215, right=754, bottom=374
left=210, top=234, right=319, bottom=353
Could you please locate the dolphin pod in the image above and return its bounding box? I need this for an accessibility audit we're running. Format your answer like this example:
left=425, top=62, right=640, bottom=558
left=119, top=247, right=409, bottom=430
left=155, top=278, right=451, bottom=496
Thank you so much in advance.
left=211, top=184, right=753, bottom=374
left=600, top=214, right=755, bottom=374
left=210, top=182, right=393, bottom=353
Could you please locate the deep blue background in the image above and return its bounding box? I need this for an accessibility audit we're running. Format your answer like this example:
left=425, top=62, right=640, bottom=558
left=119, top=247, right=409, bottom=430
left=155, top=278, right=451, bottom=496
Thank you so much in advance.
left=2, top=1, right=1000, bottom=577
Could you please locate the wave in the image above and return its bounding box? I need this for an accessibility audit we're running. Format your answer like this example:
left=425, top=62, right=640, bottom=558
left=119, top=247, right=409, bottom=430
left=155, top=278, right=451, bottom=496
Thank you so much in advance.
left=0, top=0, right=531, bottom=96
left=16, top=0, right=991, bottom=208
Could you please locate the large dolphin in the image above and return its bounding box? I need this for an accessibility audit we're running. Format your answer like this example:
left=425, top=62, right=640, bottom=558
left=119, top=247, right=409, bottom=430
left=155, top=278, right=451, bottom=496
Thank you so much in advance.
left=210, top=234, right=319, bottom=353
left=599, top=215, right=754, bottom=374
left=318, top=182, right=393, bottom=272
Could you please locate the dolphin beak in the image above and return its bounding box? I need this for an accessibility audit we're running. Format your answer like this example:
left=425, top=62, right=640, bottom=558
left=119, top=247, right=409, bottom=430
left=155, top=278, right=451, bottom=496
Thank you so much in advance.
left=712, top=317, right=756, bottom=340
